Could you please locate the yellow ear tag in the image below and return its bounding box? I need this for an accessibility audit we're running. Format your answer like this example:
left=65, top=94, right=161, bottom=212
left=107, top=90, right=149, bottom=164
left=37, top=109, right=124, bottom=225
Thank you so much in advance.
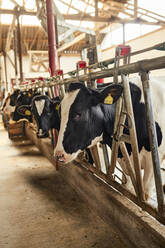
left=104, top=94, right=113, bottom=104
left=28, top=93, right=32, bottom=97
left=56, top=104, right=59, bottom=111
left=25, top=110, right=31, bottom=116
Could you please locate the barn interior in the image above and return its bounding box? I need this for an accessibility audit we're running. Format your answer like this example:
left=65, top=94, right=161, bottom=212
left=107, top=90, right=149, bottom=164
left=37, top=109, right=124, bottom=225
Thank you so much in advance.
left=0, top=0, right=165, bottom=247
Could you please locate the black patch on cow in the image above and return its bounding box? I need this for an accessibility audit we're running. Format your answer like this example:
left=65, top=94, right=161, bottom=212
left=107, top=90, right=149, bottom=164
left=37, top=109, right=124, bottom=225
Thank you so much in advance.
left=10, top=89, right=20, bottom=106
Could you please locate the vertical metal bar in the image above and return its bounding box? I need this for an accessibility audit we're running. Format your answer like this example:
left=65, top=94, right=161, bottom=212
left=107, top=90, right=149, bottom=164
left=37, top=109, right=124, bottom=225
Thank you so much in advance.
left=50, top=86, right=55, bottom=98
left=122, top=74, right=145, bottom=201
left=13, top=29, right=18, bottom=87
left=134, top=0, right=138, bottom=18
left=16, top=12, right=24, bottom=83
left=95, top=0, right=98, bottom=17
left=3, top=52, right=8, bottom=92
left=60, top=85, right=65, bottom=98
left=102, top=144, right=110, bottom=173
left=46, top=0, right=59, bottom=96
left=141, top=72, right=164, bottom=214
left=120, top=142, right=138, bottom=196
left=122, top=23, right=125, bottom=45
left=109, top=97, right=122, bottom=174
left=90, top=145, right=102, bottom=171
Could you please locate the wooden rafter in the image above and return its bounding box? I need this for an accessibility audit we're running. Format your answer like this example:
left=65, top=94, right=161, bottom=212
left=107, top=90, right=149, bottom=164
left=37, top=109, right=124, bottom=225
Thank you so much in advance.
left=29, top=28, right=41, bottom=50
left=63, top=14, right=111, bottom=22
left=57, top=33, right=85, bottom=53
left=0, top=8, right=37, bottom=15
left=66, top=0, right=72, bottom=15
left=58, top=0, right=85, bottom=16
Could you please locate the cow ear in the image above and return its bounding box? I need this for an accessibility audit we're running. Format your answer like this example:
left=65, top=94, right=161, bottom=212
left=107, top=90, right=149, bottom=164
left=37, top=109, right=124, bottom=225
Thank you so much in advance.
left=52, top=101, right=60, bottom=111
left=100, top=84, right=123, bottom=104
left=68, top=82, right=86, bottom=92
left=17, top=105, right=32, bottom=116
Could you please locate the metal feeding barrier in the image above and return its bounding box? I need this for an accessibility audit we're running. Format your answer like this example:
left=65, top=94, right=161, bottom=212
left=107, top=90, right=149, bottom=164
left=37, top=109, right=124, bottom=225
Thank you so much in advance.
left=17, top=42, right=165, bottom=224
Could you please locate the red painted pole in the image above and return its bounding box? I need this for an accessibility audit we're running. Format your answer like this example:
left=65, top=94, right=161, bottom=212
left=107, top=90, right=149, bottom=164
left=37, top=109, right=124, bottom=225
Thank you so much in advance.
left=46, top=0, right=59, bottom=96
left=46, top=0, right=59, bottom=169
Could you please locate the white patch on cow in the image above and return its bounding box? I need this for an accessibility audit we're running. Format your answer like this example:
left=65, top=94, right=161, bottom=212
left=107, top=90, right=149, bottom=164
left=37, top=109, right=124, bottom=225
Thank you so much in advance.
left=88, top=134, right=103, bottom=147
left=54, top=89, right=80, bottom=163
left=35, top=99, right=45, bottom=116
left=3, top=97, right=15, bottom=114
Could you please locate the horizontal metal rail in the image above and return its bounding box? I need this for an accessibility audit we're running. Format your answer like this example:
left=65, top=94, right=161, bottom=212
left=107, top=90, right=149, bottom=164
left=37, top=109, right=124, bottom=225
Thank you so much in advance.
left=63, top=41, right=165, bottom=75
left=19, top=55, right=165, bottom=90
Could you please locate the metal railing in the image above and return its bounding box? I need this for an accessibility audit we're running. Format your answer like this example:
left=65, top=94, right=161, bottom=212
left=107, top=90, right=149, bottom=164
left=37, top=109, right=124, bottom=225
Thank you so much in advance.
left=16, top=43, right=165, bottom=224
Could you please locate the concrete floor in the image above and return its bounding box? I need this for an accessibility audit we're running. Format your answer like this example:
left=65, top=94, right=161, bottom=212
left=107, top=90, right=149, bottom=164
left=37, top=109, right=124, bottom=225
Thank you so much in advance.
left=0, top=122, right=127, bottom=248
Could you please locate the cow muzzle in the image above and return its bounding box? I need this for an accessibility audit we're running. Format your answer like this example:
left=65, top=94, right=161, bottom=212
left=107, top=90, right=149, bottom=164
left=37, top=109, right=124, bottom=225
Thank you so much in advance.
left=55, top=151, right=66, bottom=163
left=54, top=150, right=79, bottom=164
left=37, top=129, right=49, bottom=138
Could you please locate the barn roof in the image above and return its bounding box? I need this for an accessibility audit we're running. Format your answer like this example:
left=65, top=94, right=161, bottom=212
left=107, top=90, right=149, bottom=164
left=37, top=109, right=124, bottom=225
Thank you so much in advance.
left=0, top=0, right=165, bottom=54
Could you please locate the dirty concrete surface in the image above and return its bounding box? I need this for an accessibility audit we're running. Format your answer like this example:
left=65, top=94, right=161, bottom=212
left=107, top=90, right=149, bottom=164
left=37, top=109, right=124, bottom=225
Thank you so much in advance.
left=0, top=122, right=127, bottom=248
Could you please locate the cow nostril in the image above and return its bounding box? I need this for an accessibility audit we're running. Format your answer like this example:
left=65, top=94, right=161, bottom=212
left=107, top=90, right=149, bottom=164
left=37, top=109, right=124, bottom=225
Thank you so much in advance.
left=55, top=153, right=65, bottom=162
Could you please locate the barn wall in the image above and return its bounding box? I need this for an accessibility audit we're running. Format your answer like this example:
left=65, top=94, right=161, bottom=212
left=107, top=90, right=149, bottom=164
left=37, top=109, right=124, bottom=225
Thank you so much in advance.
left=102, top=27, right=165, bottom=77
left=59, top=55, right=80, bottom=74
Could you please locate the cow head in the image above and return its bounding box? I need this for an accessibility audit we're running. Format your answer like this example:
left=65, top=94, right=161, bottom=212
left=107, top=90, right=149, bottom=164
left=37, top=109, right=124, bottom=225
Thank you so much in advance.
left=10, top=89, right=20, bottom=106
left=18, top=95, right=60, bottom=138
left=12, top=91, right=33, bottom=122
left=54, top=82, right=123, bottom=163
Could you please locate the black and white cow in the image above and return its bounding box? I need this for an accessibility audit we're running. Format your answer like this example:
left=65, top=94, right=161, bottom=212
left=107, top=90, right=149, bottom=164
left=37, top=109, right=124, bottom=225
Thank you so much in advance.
left=18, top=94, right=60, bottom=138
left=18, top=93, right=94, bottom=163
left=12, top=90, right=35, bottom=122
left=32, top=95, right=60, bottom=138
left=54, top=77, right=165, bottom=199
left=2, top=89, right=20, bottom=117
left=2, top=89, right=38, bottom=122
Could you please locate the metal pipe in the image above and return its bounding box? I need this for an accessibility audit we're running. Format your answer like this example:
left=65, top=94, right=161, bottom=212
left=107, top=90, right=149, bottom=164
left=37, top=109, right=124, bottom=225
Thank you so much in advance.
left=122, top=23, right=125, bottom=45
left=122, top=74, right=145, bottom=201
left=141, top=72, right=165, bottom=214
left=46, top=0, right=59, bottom=96
left=16, top=12, right=24, bottom=83
left=13, top=29, right=18, bottom=87
left=3, top=52, right=8, bottom=91
left=102, top=144, right=110, bottom=173
left=18, top=55, right=165, bottom=91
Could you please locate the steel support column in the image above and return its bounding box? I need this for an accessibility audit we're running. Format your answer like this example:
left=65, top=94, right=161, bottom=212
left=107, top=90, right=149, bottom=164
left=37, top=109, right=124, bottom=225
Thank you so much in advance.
left=13, top=29, right=18, bottom=86
left=141, top=72, right=165, bottom=214
left=46, top=0, right=59, bottom=96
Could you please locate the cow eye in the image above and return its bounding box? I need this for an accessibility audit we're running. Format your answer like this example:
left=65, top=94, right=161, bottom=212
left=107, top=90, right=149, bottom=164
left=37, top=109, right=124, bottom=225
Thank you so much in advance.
left=72, top=112, right=81, bottom=121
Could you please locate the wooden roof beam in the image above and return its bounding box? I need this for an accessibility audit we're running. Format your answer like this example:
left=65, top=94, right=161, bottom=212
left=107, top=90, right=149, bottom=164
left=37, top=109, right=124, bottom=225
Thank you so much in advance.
left=58, top=33, right=85, bottom=53
left=5, top=15, right=16, bottom=52
left=134, top=0, right=137, bottom=18
left=0, top=8, right=37, bottom=15
left=58, top=28, right=77, bottom=43
left=63, top=14, right=165, bottom=26
left=63, top=14, right=112, bottom=22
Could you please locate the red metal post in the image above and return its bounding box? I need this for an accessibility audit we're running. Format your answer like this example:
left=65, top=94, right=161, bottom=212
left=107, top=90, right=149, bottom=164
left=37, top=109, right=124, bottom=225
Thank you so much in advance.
left=46, top=0, right=59, bottom=96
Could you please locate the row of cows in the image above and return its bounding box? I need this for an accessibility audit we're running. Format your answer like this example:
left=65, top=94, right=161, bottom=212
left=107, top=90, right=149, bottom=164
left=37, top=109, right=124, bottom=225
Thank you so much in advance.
left=2, top=76, right=165, bottom=201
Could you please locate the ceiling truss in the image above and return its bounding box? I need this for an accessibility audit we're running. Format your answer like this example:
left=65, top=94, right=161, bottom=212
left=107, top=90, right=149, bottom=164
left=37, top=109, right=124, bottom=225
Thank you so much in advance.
left=0, top=0, right=165, bottom=54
